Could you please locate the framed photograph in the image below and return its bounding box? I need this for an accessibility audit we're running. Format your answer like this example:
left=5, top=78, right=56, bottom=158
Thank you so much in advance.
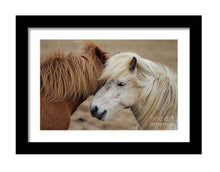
left=16, top=16, right=201, bottom=154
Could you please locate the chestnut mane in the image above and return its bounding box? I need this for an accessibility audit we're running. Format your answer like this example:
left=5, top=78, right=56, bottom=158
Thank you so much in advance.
left=40, top=41, right=108, bottom=102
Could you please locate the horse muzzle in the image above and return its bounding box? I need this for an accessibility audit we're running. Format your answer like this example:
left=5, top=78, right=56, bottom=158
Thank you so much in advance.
left=90, top=106, right=107, bottom=121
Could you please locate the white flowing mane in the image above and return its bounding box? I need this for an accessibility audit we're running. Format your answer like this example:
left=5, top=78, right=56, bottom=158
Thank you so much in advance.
left=100, top=52, right=178, bottom=130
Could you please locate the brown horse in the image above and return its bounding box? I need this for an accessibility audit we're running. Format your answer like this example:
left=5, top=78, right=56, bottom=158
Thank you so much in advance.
left=40, top=41, right=108, bottom=130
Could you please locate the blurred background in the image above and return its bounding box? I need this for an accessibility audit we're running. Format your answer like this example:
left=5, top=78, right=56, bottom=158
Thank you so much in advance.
left=40, top=40, right=177, bottom=130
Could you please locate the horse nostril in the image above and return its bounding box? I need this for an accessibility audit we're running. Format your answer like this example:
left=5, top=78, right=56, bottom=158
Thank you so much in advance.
left=91, top=106, right=98, bottom=115
left=94, top=106, right=98, bottom=112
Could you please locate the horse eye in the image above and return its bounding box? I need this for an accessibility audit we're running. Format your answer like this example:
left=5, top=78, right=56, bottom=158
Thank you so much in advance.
left=118, top=82, right=126, bottom=86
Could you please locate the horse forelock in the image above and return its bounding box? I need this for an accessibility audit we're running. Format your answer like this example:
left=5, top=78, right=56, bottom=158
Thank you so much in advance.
left=40, top=47, right=104, bottom=103
left=99, top=52, right=140, bottom=82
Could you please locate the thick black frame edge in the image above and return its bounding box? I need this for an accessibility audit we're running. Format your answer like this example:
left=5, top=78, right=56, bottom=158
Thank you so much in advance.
left=15, top=15, right=201, bottom=28
left=189, top=16, right=202, bottom=154
left=16, top=16, right=29, bottom=154
left=17, top=142, right=199, bottom=154
left=16, top=15, right=202, bottom=154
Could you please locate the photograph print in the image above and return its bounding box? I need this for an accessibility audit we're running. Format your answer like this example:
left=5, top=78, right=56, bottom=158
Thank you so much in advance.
left=40, top=40, right=177, bottom=130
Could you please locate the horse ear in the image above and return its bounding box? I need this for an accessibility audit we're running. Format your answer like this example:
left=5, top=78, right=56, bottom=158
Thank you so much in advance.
left=129, top=57, right=137, bottom=72
left=81, top=41, right=108, bottom=64
left=95, top=47, right=108, bottom=64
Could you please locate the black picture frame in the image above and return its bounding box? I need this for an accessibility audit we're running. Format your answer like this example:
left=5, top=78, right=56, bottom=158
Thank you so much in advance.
left=16, top=15, right=202, bottom=154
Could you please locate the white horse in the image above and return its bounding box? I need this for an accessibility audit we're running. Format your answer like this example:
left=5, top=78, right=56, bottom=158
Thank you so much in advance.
left=90, top=52, right=177, bottom=130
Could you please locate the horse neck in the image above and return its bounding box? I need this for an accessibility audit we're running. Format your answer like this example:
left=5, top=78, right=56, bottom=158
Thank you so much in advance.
left=131, top=100, right=148, bottom=129
left=131, top=100, right=177, bottom=130
left=41, top=90, right=86, bottom=115
left=67, top=96, right=86, bottom=114
left=131, top=77, right=178, bottom=130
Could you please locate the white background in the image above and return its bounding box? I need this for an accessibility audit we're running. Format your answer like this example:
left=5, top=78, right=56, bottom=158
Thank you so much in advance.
left=29, top=28, right=189, bottom=142
left=0, top=1, right=219, bottom=172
